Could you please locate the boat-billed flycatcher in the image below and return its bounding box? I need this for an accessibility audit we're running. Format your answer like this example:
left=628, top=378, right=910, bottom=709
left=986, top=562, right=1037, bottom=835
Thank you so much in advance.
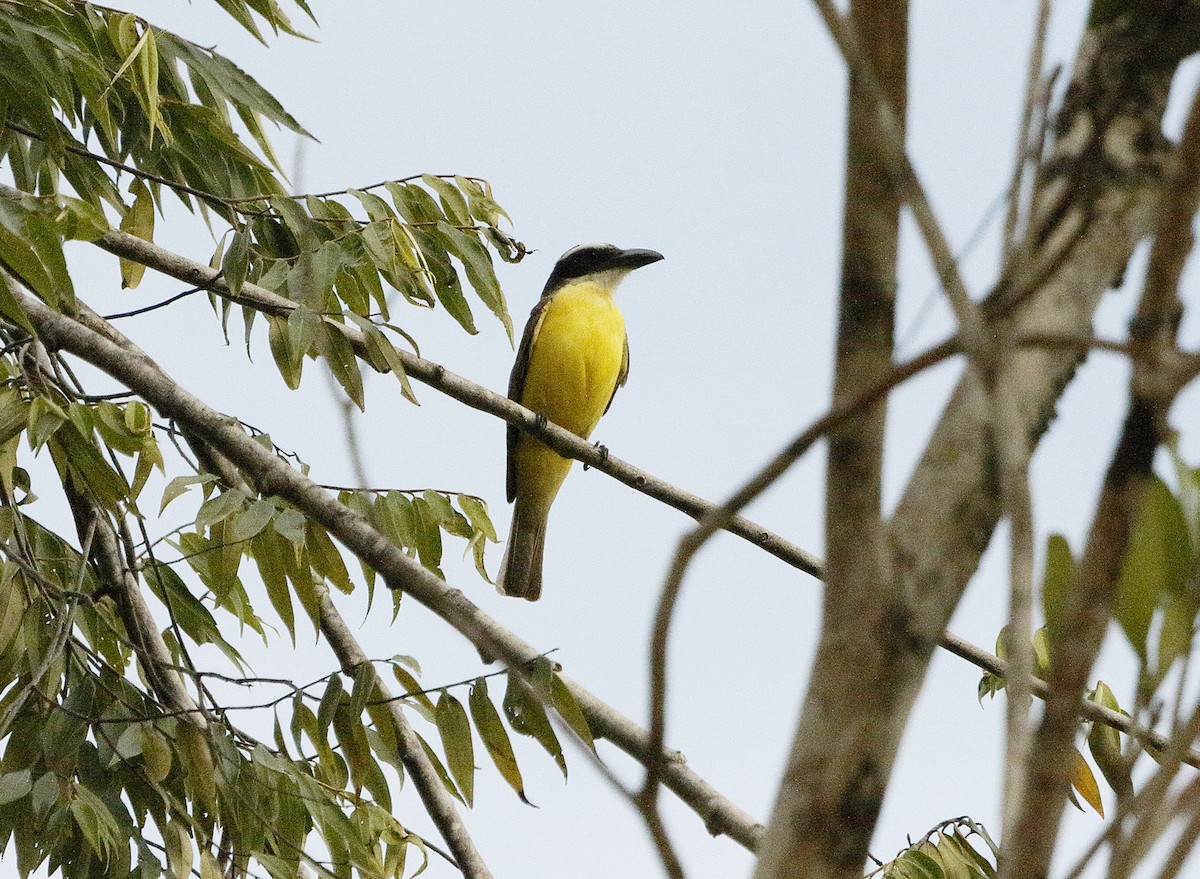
left=498, top=243, right=664, bottom=601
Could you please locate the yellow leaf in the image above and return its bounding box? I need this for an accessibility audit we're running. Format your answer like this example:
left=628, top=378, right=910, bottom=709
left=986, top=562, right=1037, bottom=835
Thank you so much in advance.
left=1072, top=749, right=1105, bottom=817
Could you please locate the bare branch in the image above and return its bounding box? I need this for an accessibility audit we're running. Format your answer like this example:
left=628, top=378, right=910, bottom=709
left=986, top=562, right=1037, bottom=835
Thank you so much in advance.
left=755, top=5, right=1181, bottom=876
left=807, top=0, right=984, bottom=350
left=1005, top=71, right=1200, bottom=879
left=1003, top=0, right=1054, bottom=259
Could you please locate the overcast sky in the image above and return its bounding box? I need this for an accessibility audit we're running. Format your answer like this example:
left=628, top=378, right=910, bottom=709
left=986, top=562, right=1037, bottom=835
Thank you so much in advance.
left=16, top=1, right=1200, bottom=877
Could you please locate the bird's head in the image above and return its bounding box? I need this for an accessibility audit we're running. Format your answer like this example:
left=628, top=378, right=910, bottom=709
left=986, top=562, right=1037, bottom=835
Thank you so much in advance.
left=542, top=243, right=664, bottom=296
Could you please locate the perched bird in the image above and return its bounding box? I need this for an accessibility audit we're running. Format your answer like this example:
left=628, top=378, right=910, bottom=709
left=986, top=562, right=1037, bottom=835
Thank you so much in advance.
left=498, top=243, right=664, bottom=600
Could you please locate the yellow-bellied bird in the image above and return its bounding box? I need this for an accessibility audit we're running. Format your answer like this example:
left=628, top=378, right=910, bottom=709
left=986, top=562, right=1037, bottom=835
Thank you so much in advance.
left=498, top=243, right=664, bottom=600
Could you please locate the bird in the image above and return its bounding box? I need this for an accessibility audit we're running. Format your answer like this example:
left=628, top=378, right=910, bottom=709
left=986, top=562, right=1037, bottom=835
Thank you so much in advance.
left=497, top=243, right=664, bottom=600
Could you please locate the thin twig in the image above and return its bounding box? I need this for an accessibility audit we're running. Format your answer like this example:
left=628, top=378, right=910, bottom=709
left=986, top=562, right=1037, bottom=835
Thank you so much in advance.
left=103, top=285, right=209, bottom=320
left=641, top=336, right=957, bottom=805
left=808, top=0, right=985, bottom=351
left=1003, top=0, right=1053, bottom=260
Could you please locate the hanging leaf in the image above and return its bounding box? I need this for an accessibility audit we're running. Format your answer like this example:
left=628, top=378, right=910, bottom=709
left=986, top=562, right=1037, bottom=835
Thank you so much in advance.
left=1040, top=534, right=1074, bottom=646
left=1070, top=749, right=1105, bottom=817
left=1115, top=475, right=1192, bottom=659
left=1087, top=681, right=1132, bottom=799
left=435, top=691, right=475, bottom=807
left=503, top=672, right=565, bottom=778
left=468, top=678, right=527, bottom=803
left=118, top=178, right=156, bottom=288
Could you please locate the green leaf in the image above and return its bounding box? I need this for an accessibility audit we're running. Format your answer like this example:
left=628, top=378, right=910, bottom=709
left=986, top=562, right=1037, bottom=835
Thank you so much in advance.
left=350, top=315, right=418, bottom=404
left=306, top=519, right=353, bottom=593
left=0, top=205, right=58, bottom=314
left=69, top=783, right=124, bottom=864
left=1115, top=476, right=1192, bottom=659
left=349, top=661, right=375, bottom=720
left=119, top=182, right=154, bottom=291
left=231, top=497, right=276, bottom=543
left=503, top=672, right=565, bottom=778
left=422, top=489, right=472, bottom=538
left=123, top=401, right=152, bottom=435
left=48, top=424, right=130, bottom=510
left=195, top=487, right=246, bottom=533
left=333, top=702, right=372, bottom=795
left=457, top=494, right=498, bottom=542
left=0, top=386, right=29, bottom=448
left=159, top=473, right=217, bottom=514
left=317, top=673, right=344, bottom=736
left=252, top=527, right=296, bottom=642
left=0, top=769, right=31, bottom=806
left=454, top=176, right=510, bottom=226
left=165, top=819, right=193, bottom=879
left=286, top=239, right=340, bottom=309
left=350, top=188, right=396, bottom=223
left=550, top=673, right=594, bottom=753
left=317, top=320, right=365, bottom=411
left=370, top=491, right=416, bottom=553
left=268, top=313, right=302, bottom=389
left=420, top=175, right=471, bottom=226
left=274, top=506, right=307, bottom=546
left=1040, top=534, right=1074, bottom=645
left=436, top=690, right=475, bottom=807
left=439, top=220, right=512, bottom=341
left=142, top=727, right=172, bottom=783
left=1087, top=681, right=1131, bottom=799
left=156, top=33, right=311, bottom=136
left=415, top=732, right=463, bottom=804
left=144, top=561, right=246, bottom=667
left=391, top=663, right=435, bottom=722
left=114, top=723, right=145, bottom=764
left=1158, top=590, right=1197, bottom=676
left=223, top=229, right=250, bottom=297
left=411, top=495, right=443, bottom=577
left=469, top=678, right=527, bottom=802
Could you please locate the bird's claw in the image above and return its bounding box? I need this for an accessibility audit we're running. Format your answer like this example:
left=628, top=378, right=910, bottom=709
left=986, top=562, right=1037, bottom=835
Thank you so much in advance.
left=584, top=442, right=609, bottom=471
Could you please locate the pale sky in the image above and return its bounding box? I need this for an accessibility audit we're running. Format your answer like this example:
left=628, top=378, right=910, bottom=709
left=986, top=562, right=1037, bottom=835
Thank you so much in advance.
left=15, top=2, right=1200, bottom=878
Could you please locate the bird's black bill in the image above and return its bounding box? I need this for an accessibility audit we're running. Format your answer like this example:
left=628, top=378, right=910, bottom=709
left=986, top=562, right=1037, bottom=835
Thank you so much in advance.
left=615, top=248, right=665, bottom=270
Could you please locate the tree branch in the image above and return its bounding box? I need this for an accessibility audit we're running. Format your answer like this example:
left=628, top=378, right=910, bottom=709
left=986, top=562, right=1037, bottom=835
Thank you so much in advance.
left=1005, top=67, right=1200, bottom=879
left=312, top=581, right=485, bottom=878
left=18, top=197, right=824, bottom=582
left=759, top=1, right=907, bottom=874
left=11, top=284, right=767, bottom=852
left=755, top=5, right=1181, bottom=876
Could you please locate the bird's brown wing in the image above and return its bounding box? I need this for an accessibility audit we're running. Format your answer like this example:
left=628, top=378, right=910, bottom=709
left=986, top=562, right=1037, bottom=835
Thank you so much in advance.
left=506, top=296, right=549, bottom=503
left=602, top=331, right=630, bottom=416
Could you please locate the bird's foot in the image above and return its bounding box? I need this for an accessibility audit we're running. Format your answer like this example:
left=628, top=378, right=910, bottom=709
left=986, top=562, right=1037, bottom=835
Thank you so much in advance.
left=583, top=442, right=609, bottom=471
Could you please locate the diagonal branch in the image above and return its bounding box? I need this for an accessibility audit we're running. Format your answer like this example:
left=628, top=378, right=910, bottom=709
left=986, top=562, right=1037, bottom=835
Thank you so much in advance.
left=18, top=197, right=821, bottom=582
left=60, top=197, right=1188, bottom=805
left=11, top=284, right=767, bottom=852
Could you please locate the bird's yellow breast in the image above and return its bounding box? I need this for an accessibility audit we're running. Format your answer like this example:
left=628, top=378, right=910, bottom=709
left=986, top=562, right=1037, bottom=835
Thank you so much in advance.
left=519, top=281, right=627, bottom=440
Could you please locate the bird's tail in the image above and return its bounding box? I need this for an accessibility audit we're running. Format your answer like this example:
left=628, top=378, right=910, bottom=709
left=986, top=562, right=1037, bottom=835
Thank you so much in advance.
left=497, top=501, right=547, bottom=601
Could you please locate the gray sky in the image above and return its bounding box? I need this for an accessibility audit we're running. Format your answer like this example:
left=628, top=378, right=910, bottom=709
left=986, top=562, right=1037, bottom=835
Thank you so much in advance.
left=18, top=1, right=1200, bottom=877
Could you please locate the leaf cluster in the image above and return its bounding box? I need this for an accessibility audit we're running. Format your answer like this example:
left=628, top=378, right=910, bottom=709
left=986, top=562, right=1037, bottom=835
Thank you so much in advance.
left=870, top=818, right=998, bottom=879
left=976, top=449, right=1200, bottom=819
left=0, top=1, right=309, bottom=215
